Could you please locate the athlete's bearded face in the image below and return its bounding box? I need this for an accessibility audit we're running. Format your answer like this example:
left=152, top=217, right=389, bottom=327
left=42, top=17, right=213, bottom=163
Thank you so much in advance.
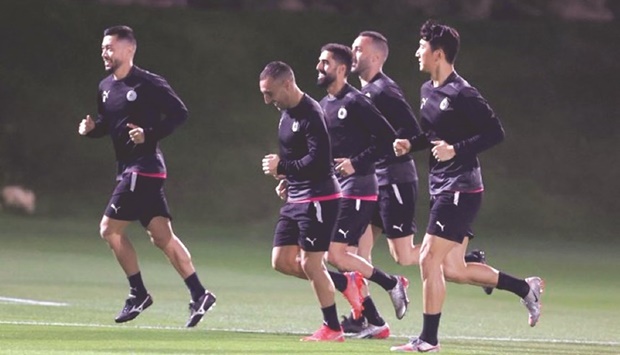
left=315, top=50, right=338, bottom=89
left=101, top=35, right=133, bottom=75
left=351, top=36, right=372, bottom=76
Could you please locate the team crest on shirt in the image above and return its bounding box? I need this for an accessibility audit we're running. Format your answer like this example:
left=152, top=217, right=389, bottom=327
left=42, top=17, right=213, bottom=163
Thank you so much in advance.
left=337, top=107, right=347, bottom=119
left=126, top=90, right=137, bottom=102
left=420, top=97, right=428, bottom=109
left=102, top=90, right=110, bottom=103
left=365, top=92, right=371, bottom=98
left=292, top=120, right=299, bottom=132
left=440, top=97, right=451, bottom=111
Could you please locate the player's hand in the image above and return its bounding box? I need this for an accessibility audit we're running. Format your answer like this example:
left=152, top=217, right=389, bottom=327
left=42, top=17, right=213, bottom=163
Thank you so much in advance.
left=431, top=140, right=455, bottom=162
left=275, top=179, right=288, bottom=200
left=393, top=139, right=411, bottom=156
left=334, top=158, right=354, bottom=177
left=127, top=123, right=145, bottom=144
left=78, top=115, right=95, bottom=135
left=262, top=154, right=280, bottom=177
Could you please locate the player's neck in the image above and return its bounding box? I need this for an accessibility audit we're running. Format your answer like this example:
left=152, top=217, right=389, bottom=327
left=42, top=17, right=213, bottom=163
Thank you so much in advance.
left=431, top=64, right=454, bottom=87
left=358, top=67, right=381, bottom=88
left=327, top=79, right=347, bottom=97
left=289, top=87, right=304, bottom=108
left=113, top=61, right=134, bottom=80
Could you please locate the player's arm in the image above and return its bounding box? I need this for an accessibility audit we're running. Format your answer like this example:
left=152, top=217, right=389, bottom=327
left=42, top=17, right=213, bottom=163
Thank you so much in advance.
left=143, top=77, right=189, bottom=143
left=452, top=87, right=505, bottom=156
left=374, top=87, right=422, bottom=139
left=81, top=92, right=110, bottom=138
left=277, top=116, right=330, bottom=176
left=350, top=98, right=397, bottom=171
left=394, top=131, right=432, bottom=156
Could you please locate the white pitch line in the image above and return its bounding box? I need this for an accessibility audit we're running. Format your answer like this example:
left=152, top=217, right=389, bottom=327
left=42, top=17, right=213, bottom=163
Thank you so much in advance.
left=0, top=320, right=618, bottom=347
left=0, top=297, right=69, bottom=307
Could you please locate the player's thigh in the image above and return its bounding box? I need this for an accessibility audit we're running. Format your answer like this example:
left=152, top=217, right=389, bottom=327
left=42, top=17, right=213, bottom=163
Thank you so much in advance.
left=333, top=198, right=376, bottom=245
left=426, top=191, right=482, bottom=244
left=298, top=199, right=339, bottom=252
left=145, top=216, right=174, bottom=243
left=138, top=177, right=172, bottom=228
left=379, top=182, right=417, bottom=239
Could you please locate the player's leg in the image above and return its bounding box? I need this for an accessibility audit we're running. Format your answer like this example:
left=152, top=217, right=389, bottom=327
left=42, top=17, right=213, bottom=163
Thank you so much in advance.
left=340, top=224, right=380, bottom=335
left=376, top=183, right=415, bottom=319
left=272, top=245, right=306, bottom=279
left=299, top=199, right=344, bottom=342
left=142, top=177, right=215, bottom=327
left=442, top=237, right=498, bottom=287
left=381, top=182, right=420, bottom=266
left=100, top=215, right=153, bottom=323
left=100, top=175, right=154, bottom=324
left=272, top=203, right=307, bottom=279
left=442, top=238, right=544, bottom=326
left=100, top=215, right=137, bottom=276
left=391, top=191, right=477, bottom=352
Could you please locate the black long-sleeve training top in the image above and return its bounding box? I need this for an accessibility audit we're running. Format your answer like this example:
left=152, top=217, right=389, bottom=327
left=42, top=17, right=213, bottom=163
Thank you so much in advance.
left=88, top=66, right=188, bottom=179
left=362, top=72, right=421, bottom=186
left=320, top=83, right=396, bottom=198
left=409, top=72, right=505, bottom=195
left=276, top=94, right=341, bottom=202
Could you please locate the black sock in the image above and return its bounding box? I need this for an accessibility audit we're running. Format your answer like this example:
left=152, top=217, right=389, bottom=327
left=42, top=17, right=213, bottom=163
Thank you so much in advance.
left=128, top=272, right=147, bottom=298
left=368, top=268, right=397, bottom=291
left=419, top=313, right=441, bottom=346
left=329, top=271, right=348, bottom=293
left=184, top=273, right=206, bottom=302
left=361, top=297, right=385, bottom=326
left=321, top=304, right=341, bottom=331
left=496, top=272, right=530, bottom=299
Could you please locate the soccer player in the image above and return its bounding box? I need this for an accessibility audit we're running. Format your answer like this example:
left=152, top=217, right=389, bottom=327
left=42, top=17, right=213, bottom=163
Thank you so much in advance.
left=316, top=43, right=409, bottom=339
left=390, top=20, right=544, bottom=352
left=78, top=25, right=215, bottom=327
left=342, top=30, right=498, bottom=335
left=260, top=61, right=345, bottom=342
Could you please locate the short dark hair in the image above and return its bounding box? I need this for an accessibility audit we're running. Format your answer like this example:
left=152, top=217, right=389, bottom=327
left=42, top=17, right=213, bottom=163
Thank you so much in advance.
left=420, top=20, right=459, bottom=64
left=320, top=43, right=352, bottom=76
left=260, top=61, right=295, bottom=82
left=103, top=25, right=137, bottom=45
left=358, top=30, right=389, bottom=60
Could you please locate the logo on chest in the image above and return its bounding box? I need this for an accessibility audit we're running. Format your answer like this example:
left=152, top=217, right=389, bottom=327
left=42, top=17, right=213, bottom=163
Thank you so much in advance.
left=102, top=90, right=110, bottom=103
left=126, top=90, right=138, bottom=102
left=292, top=120, right=299, bottom=132
left=337, top=106, right=347, bottom=120
left=440, top=97, right=451, bottom=111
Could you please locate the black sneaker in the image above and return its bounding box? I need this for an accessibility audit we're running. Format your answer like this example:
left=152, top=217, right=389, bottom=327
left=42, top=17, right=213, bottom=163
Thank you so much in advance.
left=186, top=291, right=216, bottom=327
left=465, top=249, right=494, bottom=295
left=114, top=293, right=153, bottom=323
left=340, top=313, right=367, bottom=334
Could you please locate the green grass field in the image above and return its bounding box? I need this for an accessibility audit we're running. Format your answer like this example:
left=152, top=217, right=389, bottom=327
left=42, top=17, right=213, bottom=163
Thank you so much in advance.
left=1, top=214, right=618, bottom=354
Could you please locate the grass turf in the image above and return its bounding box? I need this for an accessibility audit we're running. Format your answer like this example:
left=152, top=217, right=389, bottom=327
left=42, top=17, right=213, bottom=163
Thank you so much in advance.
left=0, top=214, right=618, bottom=354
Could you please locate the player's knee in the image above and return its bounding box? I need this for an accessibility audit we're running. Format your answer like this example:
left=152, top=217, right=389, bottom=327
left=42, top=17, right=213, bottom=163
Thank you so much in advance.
left=99, top=222, right=119, bottom=243
left=391, top=250, right=407, bottom=266
left=419, top=247, right=440, bottom=275
left=272, top=257, right=294, bottom=275
left=150, top=232, right=173, bottom=250
left=326, top=251, right=345, bottom=270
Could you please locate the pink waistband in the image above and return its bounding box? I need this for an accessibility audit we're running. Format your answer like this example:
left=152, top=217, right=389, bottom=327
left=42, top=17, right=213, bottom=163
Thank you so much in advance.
left=288, top=192, right=343, bottom=203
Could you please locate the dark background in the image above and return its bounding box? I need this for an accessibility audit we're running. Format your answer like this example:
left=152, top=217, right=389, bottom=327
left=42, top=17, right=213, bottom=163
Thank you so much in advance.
left=1, top=0, right=617, bottom=241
